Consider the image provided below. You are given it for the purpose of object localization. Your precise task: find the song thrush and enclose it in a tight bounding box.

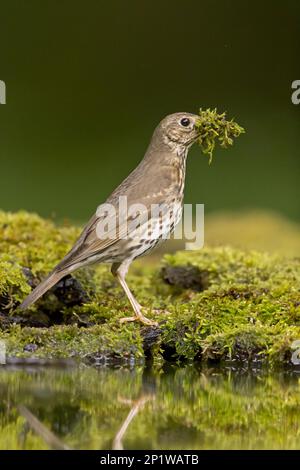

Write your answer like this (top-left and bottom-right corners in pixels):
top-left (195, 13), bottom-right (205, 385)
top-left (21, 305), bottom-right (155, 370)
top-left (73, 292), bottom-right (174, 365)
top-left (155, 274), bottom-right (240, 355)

top-left (20, 112), bottom-right (200, 325)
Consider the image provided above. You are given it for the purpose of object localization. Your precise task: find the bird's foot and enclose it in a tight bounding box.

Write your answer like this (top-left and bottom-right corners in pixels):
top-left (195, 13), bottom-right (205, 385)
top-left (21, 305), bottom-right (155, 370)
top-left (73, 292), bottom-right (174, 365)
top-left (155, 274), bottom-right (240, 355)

top-left (119, 313), bottom-right (158, 327)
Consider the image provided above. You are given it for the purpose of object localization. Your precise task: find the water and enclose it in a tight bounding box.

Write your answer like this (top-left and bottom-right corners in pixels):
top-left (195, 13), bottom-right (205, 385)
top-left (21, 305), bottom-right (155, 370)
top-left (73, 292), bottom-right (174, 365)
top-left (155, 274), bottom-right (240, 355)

top-left (0, 364), bottom-right (300, 450)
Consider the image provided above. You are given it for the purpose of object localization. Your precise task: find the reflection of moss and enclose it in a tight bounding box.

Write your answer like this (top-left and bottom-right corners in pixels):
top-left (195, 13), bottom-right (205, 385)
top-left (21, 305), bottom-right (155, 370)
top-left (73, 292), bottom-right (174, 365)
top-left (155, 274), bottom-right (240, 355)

top-left (0, 211), bottom-right (300, 364)
top-left (1, 367), bottom-right (300, 450)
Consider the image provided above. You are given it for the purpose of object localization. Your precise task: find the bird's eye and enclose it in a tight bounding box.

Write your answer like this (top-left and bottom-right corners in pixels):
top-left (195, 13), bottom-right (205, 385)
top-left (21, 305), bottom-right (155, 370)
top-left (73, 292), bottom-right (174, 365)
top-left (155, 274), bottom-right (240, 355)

top-left (180, 118), bottom-right (190, 127)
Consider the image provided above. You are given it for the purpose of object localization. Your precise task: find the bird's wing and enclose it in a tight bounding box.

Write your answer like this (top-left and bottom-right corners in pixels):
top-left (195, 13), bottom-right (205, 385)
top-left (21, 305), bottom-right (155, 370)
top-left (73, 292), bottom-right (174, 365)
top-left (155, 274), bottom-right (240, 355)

top-left (55, 167), bottom-right (176, 272)
top-left (55, 202), bottom-right (152, 272)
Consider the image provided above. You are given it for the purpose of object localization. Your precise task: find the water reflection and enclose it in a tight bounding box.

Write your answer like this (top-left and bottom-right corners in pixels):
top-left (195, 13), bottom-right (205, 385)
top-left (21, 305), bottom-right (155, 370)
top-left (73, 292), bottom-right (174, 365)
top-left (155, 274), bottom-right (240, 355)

top-left (0, 365), bottom-right (300, 450)
top-left (112, 394), bottom-right (154, 450)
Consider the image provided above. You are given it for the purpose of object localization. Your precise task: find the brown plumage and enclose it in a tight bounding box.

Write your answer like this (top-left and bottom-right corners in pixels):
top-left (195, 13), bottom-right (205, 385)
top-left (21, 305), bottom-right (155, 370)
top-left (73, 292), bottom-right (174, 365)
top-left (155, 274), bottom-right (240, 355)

top-left (19, 112), bottom-right (200, 325)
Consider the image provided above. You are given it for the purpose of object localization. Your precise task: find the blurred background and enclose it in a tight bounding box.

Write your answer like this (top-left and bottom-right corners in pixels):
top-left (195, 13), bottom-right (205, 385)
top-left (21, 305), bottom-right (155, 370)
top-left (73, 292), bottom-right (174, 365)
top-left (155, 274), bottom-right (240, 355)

top-left (0, 0), bottom-right (299, 253)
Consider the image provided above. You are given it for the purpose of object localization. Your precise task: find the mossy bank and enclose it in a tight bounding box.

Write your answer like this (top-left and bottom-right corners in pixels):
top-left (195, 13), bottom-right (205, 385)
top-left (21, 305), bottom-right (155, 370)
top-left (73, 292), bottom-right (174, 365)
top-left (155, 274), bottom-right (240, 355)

top-left (0, 211), bottom-right (299, 366)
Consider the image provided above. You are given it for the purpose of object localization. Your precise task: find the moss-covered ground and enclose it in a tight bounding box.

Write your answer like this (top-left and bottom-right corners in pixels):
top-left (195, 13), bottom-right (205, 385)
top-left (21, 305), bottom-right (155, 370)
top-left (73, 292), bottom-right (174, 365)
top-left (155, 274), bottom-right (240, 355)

top-left (0, 210), bottom-right (299, 365)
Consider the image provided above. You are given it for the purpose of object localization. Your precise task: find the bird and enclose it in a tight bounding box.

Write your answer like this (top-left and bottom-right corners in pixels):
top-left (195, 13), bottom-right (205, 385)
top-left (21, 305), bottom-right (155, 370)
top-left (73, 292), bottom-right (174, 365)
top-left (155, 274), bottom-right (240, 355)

top-left (19, 112), bottom-right (200, 325)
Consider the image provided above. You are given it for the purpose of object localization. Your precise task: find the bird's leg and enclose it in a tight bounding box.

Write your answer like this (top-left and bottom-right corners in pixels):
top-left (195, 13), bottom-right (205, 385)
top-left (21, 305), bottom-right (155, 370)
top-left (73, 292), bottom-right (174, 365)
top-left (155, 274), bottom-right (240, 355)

top-left (111, 261), bottom-right (158, 326)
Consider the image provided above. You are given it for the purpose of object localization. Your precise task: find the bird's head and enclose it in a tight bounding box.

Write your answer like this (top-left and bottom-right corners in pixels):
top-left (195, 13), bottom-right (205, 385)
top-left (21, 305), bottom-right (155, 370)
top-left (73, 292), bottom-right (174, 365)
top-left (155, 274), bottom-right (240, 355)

top-left (158, 112), bottom-right (200, 148)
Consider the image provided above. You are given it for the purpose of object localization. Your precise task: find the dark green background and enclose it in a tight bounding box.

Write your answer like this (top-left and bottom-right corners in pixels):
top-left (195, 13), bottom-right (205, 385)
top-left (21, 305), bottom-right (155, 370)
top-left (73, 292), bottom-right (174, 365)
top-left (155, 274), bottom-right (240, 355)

top-left (0, 0), bottom-right (299, 222)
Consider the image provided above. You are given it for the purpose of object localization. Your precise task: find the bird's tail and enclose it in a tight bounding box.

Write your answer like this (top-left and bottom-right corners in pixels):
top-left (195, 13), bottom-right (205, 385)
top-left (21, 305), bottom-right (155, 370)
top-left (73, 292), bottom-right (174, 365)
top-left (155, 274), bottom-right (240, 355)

top-left (19, 270), bottom-right (66, 310)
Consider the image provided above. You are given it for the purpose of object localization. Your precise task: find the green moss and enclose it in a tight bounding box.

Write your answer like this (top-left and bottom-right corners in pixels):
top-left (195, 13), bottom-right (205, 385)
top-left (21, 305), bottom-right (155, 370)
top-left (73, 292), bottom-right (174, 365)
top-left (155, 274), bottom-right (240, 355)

top-left (0, 210), bottom-right (80, 275)
top-left (0, 211), bottom-right (299, 365)
top-left (0, 257), bottom-right (31, 305)
top-left (161, 248), bottom-right (300, 363)
top-left (1, 323), bottom-right (144, 362)
top-left (196, 108), bottom-right (245, 163)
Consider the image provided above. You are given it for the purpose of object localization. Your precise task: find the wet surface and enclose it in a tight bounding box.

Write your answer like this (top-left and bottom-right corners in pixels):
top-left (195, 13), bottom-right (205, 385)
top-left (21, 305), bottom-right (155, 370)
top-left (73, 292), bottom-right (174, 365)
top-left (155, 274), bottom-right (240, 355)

top-left (0, 363), bottom-right (300, 450)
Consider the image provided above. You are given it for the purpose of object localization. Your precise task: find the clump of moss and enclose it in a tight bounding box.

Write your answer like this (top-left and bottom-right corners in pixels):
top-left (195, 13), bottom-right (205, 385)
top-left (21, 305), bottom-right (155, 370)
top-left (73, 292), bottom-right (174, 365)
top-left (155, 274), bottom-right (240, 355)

top-left (196, 108), bottom-right (245, 163)
top-left (1, 323), bottom-right (144, 363)
top-left (0, 257), bottom-right (31, 308)
top-left (0, 211), bottom-right (299, 366)
top-left (160, 247), bottom-right (300, 364)
top-left (0, 210), bottom-right (80, 276)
